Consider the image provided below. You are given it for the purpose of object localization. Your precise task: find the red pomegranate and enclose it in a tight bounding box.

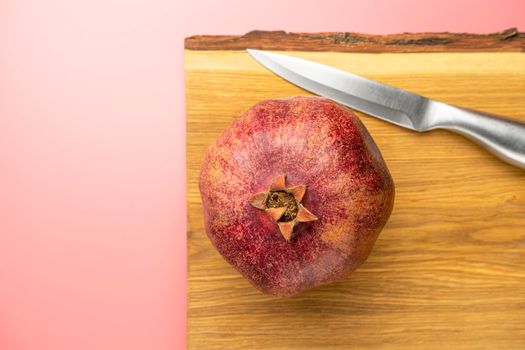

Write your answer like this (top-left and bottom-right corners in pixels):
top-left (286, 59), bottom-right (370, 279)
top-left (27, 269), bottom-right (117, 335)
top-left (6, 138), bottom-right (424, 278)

top-left (199, 96), bottom-right (394, 297)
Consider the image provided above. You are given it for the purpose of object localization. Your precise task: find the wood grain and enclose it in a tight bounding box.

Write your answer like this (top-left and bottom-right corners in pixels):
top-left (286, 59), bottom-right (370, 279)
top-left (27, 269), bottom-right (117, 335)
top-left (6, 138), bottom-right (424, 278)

top-left (185, 28), bottom-right (525, 52)
top-left (185, 49), bottom-right (525, 349)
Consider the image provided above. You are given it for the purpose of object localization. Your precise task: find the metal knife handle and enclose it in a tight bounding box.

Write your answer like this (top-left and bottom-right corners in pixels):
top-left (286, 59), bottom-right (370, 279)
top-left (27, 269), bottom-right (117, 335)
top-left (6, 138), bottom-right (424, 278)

top-left (430, 102), bottom-right (525, 169)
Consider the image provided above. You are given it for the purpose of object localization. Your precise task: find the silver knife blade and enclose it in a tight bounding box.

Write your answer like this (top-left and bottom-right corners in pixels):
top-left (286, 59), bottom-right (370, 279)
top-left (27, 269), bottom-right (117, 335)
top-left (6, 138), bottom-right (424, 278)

top-left (247, 49), bottom-right (433, 132)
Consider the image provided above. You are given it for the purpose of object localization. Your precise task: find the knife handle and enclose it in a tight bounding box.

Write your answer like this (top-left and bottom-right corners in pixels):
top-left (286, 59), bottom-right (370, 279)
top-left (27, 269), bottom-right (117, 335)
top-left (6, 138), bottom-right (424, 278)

top-left (430, 102), bottom-right (525, 169)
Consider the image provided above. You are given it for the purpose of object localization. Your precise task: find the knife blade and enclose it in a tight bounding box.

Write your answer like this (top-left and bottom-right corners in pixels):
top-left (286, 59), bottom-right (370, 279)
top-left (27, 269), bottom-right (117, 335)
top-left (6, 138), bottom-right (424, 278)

top-left (247, 49), bottom-right (525, 169)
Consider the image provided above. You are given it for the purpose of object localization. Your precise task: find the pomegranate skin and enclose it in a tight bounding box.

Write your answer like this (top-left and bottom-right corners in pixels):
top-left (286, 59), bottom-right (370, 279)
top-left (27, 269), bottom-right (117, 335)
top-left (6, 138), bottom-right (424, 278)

top-left (199, 96), bottom-right (394, 297)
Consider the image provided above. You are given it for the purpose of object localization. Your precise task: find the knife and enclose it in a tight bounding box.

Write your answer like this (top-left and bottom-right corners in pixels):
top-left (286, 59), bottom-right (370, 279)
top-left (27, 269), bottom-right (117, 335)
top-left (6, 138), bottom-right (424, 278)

top-left (247, 49), bottom-right (525, 169)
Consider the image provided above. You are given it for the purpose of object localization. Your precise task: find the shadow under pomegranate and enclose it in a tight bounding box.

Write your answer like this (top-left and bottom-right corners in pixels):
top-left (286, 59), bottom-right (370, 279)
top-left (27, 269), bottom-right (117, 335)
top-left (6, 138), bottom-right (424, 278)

top-left (199, 96), bottom-right (395, 297)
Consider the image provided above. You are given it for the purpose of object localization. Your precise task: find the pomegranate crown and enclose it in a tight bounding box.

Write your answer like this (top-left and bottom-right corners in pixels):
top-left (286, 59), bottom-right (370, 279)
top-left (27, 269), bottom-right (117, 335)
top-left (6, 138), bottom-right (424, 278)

top-left (248, 175), bottom-right (318, 242)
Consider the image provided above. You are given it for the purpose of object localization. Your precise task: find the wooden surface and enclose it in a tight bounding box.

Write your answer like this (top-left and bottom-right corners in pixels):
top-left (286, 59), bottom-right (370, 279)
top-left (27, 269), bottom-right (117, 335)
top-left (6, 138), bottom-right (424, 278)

top-left (185, 43), bottom-right (525, 349)
top-left (185, 28), bottom-right (525, 52)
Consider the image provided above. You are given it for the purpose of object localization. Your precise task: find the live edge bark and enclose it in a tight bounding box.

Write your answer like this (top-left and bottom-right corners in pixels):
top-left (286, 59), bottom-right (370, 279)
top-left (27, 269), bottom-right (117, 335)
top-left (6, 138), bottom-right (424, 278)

top-left (185, 28), bottom-right (524, 52)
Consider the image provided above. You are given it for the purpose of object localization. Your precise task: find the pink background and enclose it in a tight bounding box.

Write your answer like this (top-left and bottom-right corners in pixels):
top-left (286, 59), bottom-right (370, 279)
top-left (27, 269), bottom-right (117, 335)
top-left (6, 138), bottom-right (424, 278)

top-left (1, 1), bottom-right (524, 349)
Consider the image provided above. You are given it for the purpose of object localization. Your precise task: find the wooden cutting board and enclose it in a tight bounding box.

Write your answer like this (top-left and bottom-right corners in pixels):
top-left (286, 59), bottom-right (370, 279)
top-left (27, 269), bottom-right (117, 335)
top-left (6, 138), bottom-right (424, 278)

top-left (185, 30), bottom-right (525, 350)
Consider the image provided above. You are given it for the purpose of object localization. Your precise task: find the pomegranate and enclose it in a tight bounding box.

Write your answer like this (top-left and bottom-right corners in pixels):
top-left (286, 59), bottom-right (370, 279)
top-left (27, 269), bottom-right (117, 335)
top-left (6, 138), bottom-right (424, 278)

top-left (199, 96), bottom-right (394, 297)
